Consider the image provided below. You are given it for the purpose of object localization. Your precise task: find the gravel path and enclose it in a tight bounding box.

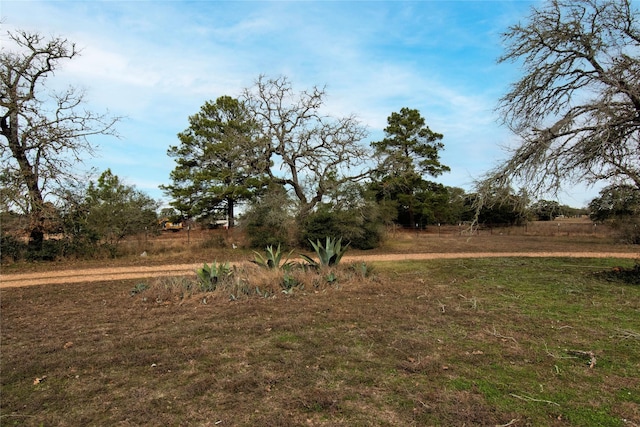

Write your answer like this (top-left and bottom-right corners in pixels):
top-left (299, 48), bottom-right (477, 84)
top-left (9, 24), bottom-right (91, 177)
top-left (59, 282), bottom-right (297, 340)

top-left (2, 252), bottom-right (637, 288)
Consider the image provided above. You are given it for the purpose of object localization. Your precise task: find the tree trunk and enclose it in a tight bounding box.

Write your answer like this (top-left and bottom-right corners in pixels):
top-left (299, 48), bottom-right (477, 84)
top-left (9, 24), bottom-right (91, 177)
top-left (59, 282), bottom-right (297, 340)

top-left (3, 107), bottom-right (46, 251)
top-left (227, 197), bottom-right (235, 228)
top-left (408, 203), bottom-right (416, 229)
top-left (28, 227), bottom-right (44, 252)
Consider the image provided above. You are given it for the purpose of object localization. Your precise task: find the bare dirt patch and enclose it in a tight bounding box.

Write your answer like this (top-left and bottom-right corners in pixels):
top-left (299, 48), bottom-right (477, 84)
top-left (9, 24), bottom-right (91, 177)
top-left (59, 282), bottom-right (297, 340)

top-left (2, 251), bottom-right (638, 288)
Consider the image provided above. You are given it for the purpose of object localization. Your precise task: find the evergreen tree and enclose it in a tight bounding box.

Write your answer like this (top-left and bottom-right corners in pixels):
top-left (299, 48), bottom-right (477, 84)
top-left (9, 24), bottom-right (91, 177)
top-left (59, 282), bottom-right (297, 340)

top-left (162, 96), bottom-right (267, 227)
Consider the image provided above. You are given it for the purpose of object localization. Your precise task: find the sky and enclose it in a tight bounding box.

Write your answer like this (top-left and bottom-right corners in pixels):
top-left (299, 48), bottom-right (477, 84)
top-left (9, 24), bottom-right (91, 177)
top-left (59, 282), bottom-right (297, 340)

top-left (1, 0), bottom-right (602, 208)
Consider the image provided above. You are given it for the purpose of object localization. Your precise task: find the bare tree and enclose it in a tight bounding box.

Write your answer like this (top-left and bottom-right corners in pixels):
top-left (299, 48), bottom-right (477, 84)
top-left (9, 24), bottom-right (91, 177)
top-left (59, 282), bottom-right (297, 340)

top-left (242, 75), bottom-right (370, 218)
top-left (0, 30), bottom-right (119, 249)
top-left (488, 0), bottom-right (640, 195)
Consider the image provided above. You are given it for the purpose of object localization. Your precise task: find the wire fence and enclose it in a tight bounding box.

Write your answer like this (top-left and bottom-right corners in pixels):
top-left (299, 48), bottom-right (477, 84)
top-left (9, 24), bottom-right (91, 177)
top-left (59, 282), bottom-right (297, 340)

top-left (415, 220), bottom-right (614, 237)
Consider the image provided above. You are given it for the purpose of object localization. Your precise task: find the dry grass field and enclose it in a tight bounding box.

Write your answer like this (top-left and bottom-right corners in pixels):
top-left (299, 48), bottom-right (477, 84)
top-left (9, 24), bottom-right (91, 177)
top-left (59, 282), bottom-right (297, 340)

top-left (58, 218), bottom-right (638, 265)
top-left (1, 226), bottom-right (639, 426)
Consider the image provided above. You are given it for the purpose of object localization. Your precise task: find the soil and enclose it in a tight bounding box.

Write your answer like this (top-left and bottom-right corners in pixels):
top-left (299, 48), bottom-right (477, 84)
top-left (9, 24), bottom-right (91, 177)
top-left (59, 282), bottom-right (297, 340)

top-left (2, 251), bottom-right (638, 288)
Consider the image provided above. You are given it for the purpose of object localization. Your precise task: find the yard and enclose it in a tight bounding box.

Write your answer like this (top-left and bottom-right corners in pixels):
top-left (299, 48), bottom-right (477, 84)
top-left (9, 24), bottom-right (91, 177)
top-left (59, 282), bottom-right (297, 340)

top-left (1, 232), bottom-right (639, 426)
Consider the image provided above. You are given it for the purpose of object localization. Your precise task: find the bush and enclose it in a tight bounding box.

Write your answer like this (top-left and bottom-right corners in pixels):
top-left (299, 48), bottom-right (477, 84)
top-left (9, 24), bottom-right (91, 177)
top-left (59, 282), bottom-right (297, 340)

top-left (611, 217), bottom-right (640, 245)
top-left (64, 238), bottom-right (101, 259)
top-left (594, 263), bottom-right (640, 285)
top-left (241, 185), bottom-right (297, 249)
top-left (300, 206), bottom-right (384, 250)
top-left (26, 239), bottom-right (67, 261)
top-left (245, 219), bottom-right (294, 248)
top-left (0, 233), bottom-right (107, 262)
top-left (0, 233), bottom-right (27, 262)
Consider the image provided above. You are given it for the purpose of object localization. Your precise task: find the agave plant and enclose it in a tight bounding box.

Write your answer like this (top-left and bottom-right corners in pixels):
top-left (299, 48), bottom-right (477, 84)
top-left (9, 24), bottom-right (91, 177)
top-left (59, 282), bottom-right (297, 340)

top-left (252, 244), bottom-right (295, 270)
top-left (300, 237), bottom-right (349, 267)
top-left (196, 261), bottom-right (231, 291)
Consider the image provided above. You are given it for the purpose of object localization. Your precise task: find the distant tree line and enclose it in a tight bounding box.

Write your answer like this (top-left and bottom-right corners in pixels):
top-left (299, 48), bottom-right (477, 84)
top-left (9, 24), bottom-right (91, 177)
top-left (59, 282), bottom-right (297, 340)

top-left (1, 169), bottom-right (158, 261)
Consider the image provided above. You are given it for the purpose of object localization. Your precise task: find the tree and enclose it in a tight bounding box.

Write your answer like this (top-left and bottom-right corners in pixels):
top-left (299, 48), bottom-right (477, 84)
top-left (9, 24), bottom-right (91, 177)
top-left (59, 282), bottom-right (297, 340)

top-left (588, 183), bottom-right (640, 222)
top-left (301, 182), bottom-right (385, 250)
top-left (442, 186), bottom-right (468, 224)
top-left (530, 199), bottom-right (563, 221)
top-left (413, 184), bottom-right (465, 226)
top-left (84, 169), bottom-right (158, 256)
top-left (242, 75), bottom-right (370, 218)
top-left (162, 96), bottom-right (266, 227)
top-left (465, 185), bottom-right (529, 226)
top-left (487, 0), bottom-right (640, 196)
top-left (0, 31), bottom-right (119, 249)
top-left (241, 183), bottom-right (297, 248)
top-left (371, 107), bottom-right (449, 227)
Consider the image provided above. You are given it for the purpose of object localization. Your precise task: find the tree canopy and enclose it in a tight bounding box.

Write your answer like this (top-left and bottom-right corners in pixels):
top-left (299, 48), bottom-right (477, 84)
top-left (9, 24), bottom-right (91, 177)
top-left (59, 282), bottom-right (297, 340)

top-left (466, 184), bottom-right (530, 226)
top-left (371, 107), bottom-right (449, 227)
top-left (372, 107), bottom-right (449, 179)
top-left (589, 183), bottom-right (640, 222)
top-left (529, 199), bottom-right (562, 221)
top-left (488, 0), bottom-right (640, 195)
top-left (242, 75), bottom-right (371, 218)
top-left (162, 96), bottom-right (266, 227)
top-left (84, 169), bottom-right (158, 255)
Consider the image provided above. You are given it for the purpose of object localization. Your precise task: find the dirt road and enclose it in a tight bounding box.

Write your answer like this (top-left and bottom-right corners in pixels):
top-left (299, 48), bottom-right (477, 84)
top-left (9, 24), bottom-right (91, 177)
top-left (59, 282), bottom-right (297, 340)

top-left (2, 251), bottom-right (638, 288)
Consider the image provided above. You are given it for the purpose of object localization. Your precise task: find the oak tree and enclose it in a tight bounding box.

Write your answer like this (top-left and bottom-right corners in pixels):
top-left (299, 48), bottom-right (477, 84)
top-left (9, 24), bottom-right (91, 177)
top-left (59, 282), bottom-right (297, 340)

top-left (0, 31), bottom-right (118, 249)
top-left (588, 183), bottom-right (640, 222)
top-left (489, 0), bottom-right (640, 195)
top-left (242, 75), bottom-right (370, 218)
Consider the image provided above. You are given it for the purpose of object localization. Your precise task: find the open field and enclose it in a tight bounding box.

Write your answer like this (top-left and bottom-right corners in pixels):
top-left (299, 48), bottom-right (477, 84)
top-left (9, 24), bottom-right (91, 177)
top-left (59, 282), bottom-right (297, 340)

top-left (1, 236), bottom-right (639, 426)
top-left (2, 219), bottom-right (636, 276)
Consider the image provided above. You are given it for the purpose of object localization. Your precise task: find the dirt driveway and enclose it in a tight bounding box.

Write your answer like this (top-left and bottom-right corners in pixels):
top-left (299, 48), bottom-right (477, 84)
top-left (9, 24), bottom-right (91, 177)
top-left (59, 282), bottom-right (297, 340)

top-left (2, 251), bottom-right (637, 288)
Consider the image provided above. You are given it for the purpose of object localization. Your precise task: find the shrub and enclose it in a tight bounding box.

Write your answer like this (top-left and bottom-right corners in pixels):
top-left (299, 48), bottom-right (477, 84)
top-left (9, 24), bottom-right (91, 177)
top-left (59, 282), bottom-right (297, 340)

top-left (26, 239), bottom-right (67, 261)
top-left (594, 263), bottom-right (640, 285)
top-left (300, 206), bottom-right (383, 250)
top-left (0, 233), bottom-right (27, 262)
top-left (241, 184), bottom-right (297, 248)
top-left (611, 217), bottom-right (640, 245)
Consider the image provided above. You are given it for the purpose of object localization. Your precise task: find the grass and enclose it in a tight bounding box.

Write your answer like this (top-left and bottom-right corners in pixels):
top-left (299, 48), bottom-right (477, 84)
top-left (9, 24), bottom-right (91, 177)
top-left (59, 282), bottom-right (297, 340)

top-left (2, 255), bottom-right (639, 426)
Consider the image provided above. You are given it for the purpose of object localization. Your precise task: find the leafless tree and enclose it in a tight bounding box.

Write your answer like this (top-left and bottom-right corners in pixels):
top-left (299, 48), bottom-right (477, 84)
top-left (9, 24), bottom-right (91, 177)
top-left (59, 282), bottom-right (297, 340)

top-left (488, 0), bottom-right (640, 196)
top-left (242, 75), bottom-right (371, 217)
top-left (0, 30), bottom-right (119, 249)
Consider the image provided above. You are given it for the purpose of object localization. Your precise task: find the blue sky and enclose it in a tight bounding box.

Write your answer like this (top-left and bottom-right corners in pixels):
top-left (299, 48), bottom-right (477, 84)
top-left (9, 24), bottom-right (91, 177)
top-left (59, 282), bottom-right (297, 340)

top-left (1, 1), bottom-right (601, 207)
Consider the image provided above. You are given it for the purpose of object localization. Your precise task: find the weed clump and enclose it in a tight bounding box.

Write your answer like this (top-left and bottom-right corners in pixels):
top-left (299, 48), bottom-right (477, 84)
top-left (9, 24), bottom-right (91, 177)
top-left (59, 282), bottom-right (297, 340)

top-left (594, 263), bottom-right (640, 285)
top-left (136, 260), bottom-right (375, 304)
